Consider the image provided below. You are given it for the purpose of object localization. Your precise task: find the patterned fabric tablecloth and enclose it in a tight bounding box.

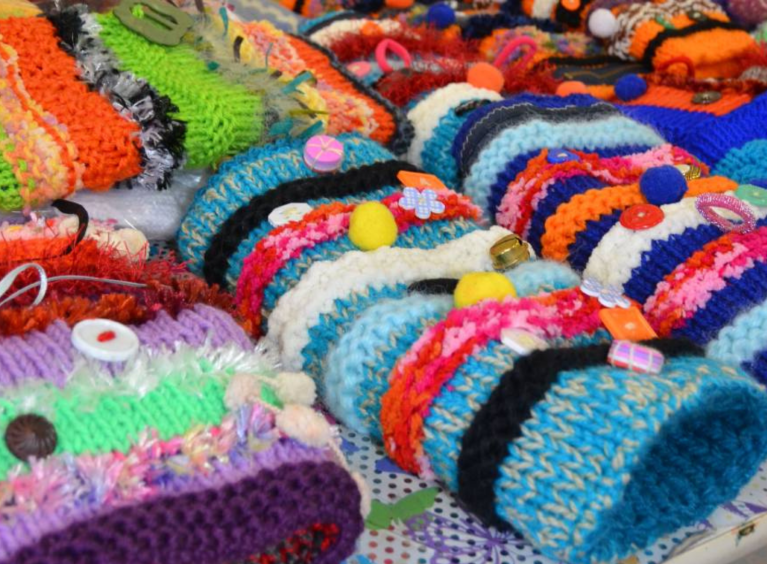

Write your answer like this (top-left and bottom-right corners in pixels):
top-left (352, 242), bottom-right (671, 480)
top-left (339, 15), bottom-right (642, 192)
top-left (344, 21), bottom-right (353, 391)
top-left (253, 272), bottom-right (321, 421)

top-left (338, 427), bottom-right (767, 564)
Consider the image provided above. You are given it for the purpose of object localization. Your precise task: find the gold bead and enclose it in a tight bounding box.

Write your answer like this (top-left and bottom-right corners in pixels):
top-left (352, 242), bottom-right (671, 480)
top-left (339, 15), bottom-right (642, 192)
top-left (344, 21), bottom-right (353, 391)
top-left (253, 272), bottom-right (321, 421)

top-left (490, 234), bottom-right (530, 271)
top-left (674, 163), bottom-right (702, 181)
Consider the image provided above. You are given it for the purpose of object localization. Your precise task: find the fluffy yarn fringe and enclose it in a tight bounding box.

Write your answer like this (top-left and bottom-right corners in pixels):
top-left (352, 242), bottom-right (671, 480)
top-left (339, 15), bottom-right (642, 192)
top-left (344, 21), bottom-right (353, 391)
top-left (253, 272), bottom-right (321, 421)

top-left (47, 6), bottom-right (187, 190)
top-left (191, 15), bottom-right (325, 141)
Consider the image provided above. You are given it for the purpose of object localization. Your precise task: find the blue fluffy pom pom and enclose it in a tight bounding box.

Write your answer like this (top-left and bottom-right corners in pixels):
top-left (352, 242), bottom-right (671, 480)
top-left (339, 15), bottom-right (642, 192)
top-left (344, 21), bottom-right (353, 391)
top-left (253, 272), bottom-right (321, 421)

top-left (426, 3), bottom-right (456, 28)
top-left (615, 74), bottom-right (648, 102)
top-left (639, 165), bottom-right (687, 206)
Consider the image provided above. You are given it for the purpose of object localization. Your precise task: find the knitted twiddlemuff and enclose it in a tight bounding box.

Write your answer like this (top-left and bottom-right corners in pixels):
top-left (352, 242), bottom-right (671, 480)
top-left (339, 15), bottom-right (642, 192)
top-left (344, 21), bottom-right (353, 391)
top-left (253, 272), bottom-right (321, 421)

top-left (0, 333), bottom-right (366, 564)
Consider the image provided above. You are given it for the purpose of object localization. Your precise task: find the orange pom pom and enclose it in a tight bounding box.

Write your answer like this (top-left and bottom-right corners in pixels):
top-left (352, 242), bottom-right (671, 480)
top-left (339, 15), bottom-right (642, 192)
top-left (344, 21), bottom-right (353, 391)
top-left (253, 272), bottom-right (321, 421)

top-left (556, 80), bottom-right (588, 96)
top-left (385, 0), bottom-right (414, 9)
top-left (466, 62), bottom-right (505, 93)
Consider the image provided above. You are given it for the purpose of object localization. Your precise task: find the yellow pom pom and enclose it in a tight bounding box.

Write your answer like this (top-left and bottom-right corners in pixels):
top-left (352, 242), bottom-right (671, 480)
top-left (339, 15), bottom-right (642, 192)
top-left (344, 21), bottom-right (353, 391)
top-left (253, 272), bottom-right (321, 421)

top-left (454, 272), bottom-right (517, 308)
top-left (349, 202), bottom-right (398, 251)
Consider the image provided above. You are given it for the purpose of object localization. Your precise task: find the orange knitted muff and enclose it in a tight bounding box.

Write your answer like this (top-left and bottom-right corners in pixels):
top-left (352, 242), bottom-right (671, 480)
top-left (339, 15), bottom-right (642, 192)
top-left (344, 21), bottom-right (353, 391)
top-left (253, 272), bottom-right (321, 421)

top-left (0, 17), bottom-right (142, 191)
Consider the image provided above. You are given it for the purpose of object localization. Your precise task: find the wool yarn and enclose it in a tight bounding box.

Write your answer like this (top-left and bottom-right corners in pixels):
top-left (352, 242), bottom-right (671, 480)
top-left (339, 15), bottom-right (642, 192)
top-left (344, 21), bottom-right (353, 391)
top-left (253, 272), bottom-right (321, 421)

top-left (177, 135), bottom-right (443, 289)
top-left (323, 259), bottom-right (580, 438)
top-left (235, 19), bottom-right (413, 153)
top-left (0, 325), bottom-right (365, 564)
top-left (593, 0), bottom-right (758, 77)
top-left (263, 226), bottom-right (511, 375)
top-left (451, 93), bottom-right (663, 215)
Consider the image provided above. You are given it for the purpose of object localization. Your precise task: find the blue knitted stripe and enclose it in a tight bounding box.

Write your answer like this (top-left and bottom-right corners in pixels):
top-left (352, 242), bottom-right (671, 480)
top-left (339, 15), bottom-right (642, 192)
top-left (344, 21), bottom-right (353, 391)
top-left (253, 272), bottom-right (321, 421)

top-left (681, 91), bottom-right (767, 165)
top-left (618, 105), bottom-right (712, 149)
top-left (568, 210), bottom-right (622, 272)
top-left (677, 260), bottom-right (767, 345)
top-left (496, 356), bottom-right (767, 564)
top-left (302, 284), bottom-right (410, 382)
top-left (505, 260), bottom-right (581, 296)
top-left (745, 350), bottom-right (767, 386)
top-left (713, 139), bottom-right (767, 184)
top-left (177, 134), bottom-right (392, 275)
top-left (262, 218), bottom-right (478, 329)
top-left (487, 143), bottom-right (652, 218)
top-left (707, 299), bottom-right (767, 374)
top-left (526, 175), bottom-right (606, 256)
top-left (624, 216), bottom-right (767, 304)
top-left (424, 330), bottom-right (608, 492)
top-left (421, 109), bottom-right (466, 189)
top-left (325, 295), bottom-right (452, 439)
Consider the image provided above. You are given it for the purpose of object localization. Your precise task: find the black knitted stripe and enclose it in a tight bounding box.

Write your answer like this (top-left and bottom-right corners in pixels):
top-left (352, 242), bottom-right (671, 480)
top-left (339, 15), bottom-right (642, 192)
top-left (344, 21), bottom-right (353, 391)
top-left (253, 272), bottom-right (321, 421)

top-left (408, 278), bottom-right (459, 295)
top-left (459, 102), bottom-right (618, 177)
top-left (456, 339), bottom-right (702, 529)
top-left (643, 19), bottom-right (744, 66)
top-left (203, 160), bottom-right (419, 286)
top-left (292, 0), bottom-right (306, 14)
top-left (302, 12), bottom-right (364, 35)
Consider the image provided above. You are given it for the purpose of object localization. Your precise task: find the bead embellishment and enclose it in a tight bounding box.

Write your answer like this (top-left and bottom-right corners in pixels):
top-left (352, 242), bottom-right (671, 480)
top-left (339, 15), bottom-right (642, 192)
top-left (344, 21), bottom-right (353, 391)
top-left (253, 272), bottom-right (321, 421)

top-left (398, 188), bottom-right (446, 220)
top-left (696, 193), bottom-right (756, 233)
top-left (607, 340), bottom-right (664, 374)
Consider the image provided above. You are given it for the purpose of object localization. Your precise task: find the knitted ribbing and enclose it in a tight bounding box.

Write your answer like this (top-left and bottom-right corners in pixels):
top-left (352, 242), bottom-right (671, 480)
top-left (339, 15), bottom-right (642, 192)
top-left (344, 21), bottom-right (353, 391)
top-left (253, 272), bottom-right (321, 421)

top-left (325, 294), bottom-right (452, 438)
top-left (381, 287), bottom-right (605, 475)
top-left (204, 160), bottom-right (419, 287)
top-left (265, 227), bottom-right (510, 371)
top-left (177, 134), bottom-right (392, 278)
top-left (713, 139), bottom-right (767, 183)
top-left (462, 116), bottom-right (662, 214)
top-left (94, 13), bottom-right (262, 168)
top-left (708, 299), bottom-right (767, 380)
top-left (0, 16), bottom-right (142, 191)
top-left (457, 340), bottom-right (703, 529)
top-left (48, 7), bottom-right (186, 190)
top-left (539, 176), bottom-right (733, 261)
top-left (494, 355), bottom-right (767, 564)
top-left (2, 459), bottom-right (360, 564)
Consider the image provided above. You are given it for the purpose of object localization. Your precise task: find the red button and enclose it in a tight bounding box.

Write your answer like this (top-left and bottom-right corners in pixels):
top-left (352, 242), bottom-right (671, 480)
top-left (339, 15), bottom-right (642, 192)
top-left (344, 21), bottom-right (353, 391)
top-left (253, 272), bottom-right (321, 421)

top-left (620, 204), bottom-right (664, 230)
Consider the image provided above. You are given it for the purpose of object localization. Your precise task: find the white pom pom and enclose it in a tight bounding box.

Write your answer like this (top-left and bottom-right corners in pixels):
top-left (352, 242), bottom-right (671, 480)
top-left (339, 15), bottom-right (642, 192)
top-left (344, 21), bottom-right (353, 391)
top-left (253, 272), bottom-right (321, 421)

top-left (589, 8), bottom-right (618, 38)
top-left (224, 373), bottom-right (262, 410)
top-left (276, 404), bottom-right (332, 447)
top-left (351, 471), bottom-right (372, 517)
top-left (273, 372), bottom-right (317, 406)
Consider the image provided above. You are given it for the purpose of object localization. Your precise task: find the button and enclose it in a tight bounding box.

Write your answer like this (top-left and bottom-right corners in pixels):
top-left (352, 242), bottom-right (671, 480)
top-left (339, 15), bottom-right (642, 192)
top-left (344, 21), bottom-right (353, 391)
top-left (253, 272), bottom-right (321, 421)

top-left (599, 307), bottom-right (658, 341)
top-left (580, 277), bottom-right (602, 297)
top-left (501, 328), bottom-right (548, 355)
top-left (620, 204), bottom-right (664, 230)
top-left (674, 163), bottom-right (702, 181)
top-left (5, 414), bottom-right (57, 461)
top-left (490, 234), bottom-right (531, 271)
top-left (547, 148), bottom-right (579, 164)
top-left (466, 62), bottom-right (505, 93)
top-left (608, 340), bottom-right (664, 374)
top-left (347, 61), bottom-right (371, 79)
top-left (561, 0), bottom-right (580, 10)
top-left (113, 0), bottom-right (194, 46)
top-left (397, 170), bottom-right (447, 190)
top-left (598, 286), bottom-right (631, 309)
top-left (735, 184), bottom-right (767, 207)
top-left (71, 319), bottom-right (140, 362)
top-left (303, 135), bottom-right (344, 173)
top-left (692, 91), bottom-right (722, 105)
top-left (268, 202), bottom-right (313, 227)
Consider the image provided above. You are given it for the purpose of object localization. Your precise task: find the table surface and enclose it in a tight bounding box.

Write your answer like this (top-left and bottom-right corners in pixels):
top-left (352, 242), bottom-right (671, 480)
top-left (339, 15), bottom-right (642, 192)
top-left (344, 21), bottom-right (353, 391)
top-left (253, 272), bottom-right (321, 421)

top-left (338, 426), bottom-right (767, 564)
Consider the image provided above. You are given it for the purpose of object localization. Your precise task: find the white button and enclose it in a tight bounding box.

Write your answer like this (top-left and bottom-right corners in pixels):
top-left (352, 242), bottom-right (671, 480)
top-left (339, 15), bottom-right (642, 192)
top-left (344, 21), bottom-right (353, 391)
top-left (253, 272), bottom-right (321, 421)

top-left (501, 328), bottom-right (548, 355)
top-left (268, 203), bottom-right (313, 227)
top-left (71, 319), bottom-right (140, 362)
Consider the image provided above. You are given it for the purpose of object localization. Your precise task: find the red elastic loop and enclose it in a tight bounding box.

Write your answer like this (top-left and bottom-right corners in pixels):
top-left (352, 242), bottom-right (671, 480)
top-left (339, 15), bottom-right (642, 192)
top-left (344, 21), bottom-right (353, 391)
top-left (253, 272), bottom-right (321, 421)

top-left (656, 56), bottom-right (696, 78)
top-left (492, 36), bottom-right (538, 71)
top-left (375, 38), bottom-right (412, 74)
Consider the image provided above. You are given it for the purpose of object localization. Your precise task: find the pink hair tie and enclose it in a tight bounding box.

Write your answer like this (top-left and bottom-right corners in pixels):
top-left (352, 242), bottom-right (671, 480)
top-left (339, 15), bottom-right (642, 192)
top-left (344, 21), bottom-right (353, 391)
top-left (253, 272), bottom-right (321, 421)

top-left (696, 193), bottom-right (756, 234)
top-left (375, 39), bottom-right (412, 73)
top-left (492, 36), bottom-right (538, 71)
